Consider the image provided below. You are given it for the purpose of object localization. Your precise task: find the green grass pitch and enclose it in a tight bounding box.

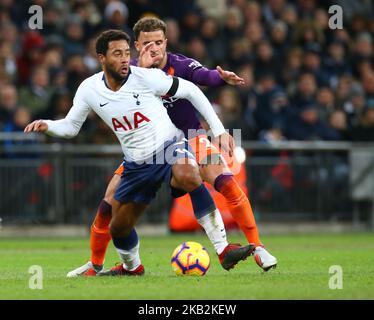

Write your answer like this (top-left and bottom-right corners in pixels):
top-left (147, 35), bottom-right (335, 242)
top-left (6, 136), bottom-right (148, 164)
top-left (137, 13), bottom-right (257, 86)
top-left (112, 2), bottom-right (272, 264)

top-left (0, 233), bottom-right (373, 299)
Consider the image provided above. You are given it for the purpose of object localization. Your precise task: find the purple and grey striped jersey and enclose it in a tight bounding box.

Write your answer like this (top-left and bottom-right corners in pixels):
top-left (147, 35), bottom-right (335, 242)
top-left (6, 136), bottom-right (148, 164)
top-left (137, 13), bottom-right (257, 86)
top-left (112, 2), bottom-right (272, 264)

top-left (131, 52), bottom-right (225, 136)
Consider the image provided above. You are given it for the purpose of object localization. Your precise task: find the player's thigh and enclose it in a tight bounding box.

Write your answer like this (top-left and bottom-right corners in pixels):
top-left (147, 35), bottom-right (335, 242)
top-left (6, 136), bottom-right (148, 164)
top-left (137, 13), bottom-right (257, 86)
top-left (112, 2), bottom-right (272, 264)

top-left (104, 173), bottom-right (122, 204)
top-left (170, 158), bottom-right (202, 191)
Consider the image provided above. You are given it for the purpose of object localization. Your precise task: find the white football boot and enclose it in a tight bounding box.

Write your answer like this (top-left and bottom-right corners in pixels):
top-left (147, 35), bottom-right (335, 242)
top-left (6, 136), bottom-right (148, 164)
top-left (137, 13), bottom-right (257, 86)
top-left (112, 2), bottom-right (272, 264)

top-left (66, 261), bottom-right (103, 277)
top-left (253, 246), bottom-right (277, 271)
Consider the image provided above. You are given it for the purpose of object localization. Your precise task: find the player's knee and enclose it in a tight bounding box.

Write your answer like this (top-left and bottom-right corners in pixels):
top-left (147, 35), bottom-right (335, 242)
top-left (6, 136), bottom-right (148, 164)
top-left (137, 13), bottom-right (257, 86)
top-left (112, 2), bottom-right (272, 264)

top-left (109, 221), bottom-right (132, 238)
top-left (98, 199), bottom-right (112, 217)
top-left (175, 165), bottom-right (202, 191)
top-left (200, 164), bottom-right (226, 185)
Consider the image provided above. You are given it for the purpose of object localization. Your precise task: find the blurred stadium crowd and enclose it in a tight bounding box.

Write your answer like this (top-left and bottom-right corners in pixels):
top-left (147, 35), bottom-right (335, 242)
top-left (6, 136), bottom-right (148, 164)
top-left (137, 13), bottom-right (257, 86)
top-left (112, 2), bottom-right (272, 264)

top-left (1, 0), bottom-right (374, 145)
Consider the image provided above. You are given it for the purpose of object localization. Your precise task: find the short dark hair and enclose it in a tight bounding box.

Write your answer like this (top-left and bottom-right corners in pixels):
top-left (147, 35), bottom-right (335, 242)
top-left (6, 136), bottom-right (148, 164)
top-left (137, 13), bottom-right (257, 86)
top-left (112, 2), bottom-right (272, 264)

top-left (95, 30), bottom-right (130, 55)
top-left (133, 17), bottom-right (166, 40)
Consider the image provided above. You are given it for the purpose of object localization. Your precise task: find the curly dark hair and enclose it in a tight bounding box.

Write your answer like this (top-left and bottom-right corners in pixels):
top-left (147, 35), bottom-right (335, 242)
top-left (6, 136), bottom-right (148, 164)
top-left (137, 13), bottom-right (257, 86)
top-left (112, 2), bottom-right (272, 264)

top-left (95, 29), bottom-right (130, 55)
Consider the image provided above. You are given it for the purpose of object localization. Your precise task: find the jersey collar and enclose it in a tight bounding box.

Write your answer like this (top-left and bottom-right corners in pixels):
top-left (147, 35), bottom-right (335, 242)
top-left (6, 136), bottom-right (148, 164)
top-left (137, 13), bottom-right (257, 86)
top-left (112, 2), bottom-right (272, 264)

top-left (102, 67), bottom-right (132, 91)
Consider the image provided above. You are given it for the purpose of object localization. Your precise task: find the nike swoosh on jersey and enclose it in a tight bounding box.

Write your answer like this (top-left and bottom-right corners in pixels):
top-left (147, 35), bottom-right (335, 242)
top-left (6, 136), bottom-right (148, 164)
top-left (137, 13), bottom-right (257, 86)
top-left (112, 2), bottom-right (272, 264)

top-left (100, 102), bottom-right (109, 107)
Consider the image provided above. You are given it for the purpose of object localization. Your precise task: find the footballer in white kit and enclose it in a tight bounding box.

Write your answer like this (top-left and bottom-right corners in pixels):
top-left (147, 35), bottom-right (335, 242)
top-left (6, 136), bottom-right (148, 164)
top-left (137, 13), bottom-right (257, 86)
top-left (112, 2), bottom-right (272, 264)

top-left (25, 30), bottom-right (255, 276)
top-left (41, 65), bottom-right (227, 203)
top-left (43, 65), bottom-right (225, 163)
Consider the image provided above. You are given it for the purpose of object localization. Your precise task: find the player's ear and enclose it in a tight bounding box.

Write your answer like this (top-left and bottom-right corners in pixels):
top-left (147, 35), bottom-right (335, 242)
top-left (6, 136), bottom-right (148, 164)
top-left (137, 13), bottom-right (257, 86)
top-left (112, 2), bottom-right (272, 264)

top-left (134, 41), bottom-right (141, 52)
top-left (97, 54), bottom-right (105, 64)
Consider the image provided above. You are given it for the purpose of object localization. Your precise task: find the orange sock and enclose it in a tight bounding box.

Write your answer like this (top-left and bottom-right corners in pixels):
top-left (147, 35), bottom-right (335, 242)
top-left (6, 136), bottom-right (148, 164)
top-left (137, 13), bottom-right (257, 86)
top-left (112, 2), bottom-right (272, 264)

top-left (90, 200), bottom-right (112, 266)
top-left (215, 175), bottom-right (262, 246)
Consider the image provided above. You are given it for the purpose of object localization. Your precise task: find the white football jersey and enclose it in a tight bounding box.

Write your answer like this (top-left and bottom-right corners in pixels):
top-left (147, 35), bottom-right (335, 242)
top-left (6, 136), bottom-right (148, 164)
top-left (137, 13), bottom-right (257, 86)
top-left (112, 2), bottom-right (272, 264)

top-left (47, 66), bottom-right (183, 161)
top-left (45, 66), bottom-right (226, 162)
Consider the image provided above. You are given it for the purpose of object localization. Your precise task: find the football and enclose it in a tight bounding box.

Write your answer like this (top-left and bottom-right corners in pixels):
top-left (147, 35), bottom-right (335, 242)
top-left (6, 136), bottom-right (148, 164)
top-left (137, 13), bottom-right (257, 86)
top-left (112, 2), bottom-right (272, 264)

top-left (171, 241), bottom-right (211, 276)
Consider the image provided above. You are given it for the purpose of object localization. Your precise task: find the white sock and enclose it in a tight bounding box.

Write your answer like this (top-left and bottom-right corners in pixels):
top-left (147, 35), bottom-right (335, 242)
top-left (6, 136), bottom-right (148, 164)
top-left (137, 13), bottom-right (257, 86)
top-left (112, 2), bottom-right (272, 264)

top-left (116, 242), bottom-right (141, 271)
top-left (197, 209), bottom-right (228, 255)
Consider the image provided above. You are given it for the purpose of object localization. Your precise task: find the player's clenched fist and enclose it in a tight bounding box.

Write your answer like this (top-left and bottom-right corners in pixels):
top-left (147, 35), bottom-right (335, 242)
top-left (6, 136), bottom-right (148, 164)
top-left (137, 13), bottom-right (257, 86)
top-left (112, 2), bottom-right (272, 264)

top-left (24, 120), bottom-right (48, 133)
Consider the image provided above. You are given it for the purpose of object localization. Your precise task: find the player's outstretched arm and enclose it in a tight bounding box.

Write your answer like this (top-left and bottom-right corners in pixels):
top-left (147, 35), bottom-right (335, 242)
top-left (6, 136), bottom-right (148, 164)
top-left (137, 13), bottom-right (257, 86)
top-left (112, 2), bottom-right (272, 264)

top-left (24, 80), bottom-right (91, 138)
top-left (24, 116), bottom-right (85, 139)
top-left (216, 66), bottom-right (245, 86)
top-left (172, 77), bottom-right (234, 156)
top-left (24, 120), bottom-right (49, 133)
top-left (24, 100), bottom-right (90, 139)
top-left (187, 62), bottom-right (244, 87)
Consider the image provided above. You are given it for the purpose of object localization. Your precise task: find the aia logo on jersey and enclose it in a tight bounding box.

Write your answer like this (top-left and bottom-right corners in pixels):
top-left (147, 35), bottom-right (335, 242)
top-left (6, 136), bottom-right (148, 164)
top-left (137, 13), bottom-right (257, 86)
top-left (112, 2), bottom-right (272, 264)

top-left (112, 112), bottom-right (150, 131)
top-left (162, 96), bottom-right (180, 109)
